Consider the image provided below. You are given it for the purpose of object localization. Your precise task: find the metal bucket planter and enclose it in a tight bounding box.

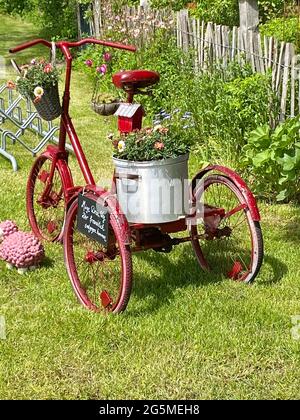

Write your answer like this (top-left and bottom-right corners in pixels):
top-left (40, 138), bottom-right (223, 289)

top-left (32, 83), bottom-right (61, 121)
top-left (113, 153), bottom-right (189, 224)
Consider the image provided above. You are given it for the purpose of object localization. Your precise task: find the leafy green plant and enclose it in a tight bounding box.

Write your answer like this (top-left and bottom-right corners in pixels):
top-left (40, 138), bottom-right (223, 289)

top-left (191, 0), bottom-right (239, 27)
top-left (184, 64), bottom-right (279, 163)
top-left (260, 17), bottom-right (300, 49)
top-left (257, 0), bottom-right (285, 22)
top-left (243, 117), bottom-right (300, 202)
top-left (150, 0), bottom-right (190, 11)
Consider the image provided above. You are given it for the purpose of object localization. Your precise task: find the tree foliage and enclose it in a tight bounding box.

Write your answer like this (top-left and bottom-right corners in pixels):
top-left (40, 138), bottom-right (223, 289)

top-left (0, 0), bottom-right (78, 39)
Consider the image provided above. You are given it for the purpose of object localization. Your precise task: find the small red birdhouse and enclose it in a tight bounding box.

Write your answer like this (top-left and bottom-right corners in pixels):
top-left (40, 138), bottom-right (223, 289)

top-left (115, 103), bottom-right (145, 134)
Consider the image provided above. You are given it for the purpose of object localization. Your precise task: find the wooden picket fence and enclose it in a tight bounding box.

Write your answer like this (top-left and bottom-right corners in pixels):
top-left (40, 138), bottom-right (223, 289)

top-left (90, 3), bottom-right (300, 122)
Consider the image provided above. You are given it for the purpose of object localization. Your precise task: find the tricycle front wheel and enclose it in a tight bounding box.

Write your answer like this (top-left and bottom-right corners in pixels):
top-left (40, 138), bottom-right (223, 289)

top-left (64, 192), bottom-right (133, 313)
top-left (26, 155), bottom-right (67, 242)
top-left (190, 174), bottom-right (263, 283)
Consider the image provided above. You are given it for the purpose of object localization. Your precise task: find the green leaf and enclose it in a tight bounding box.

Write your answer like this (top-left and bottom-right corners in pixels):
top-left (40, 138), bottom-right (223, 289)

top-left (252, 150), bottom-right (271, 167)
top-left (276, 190), bottom-right (288, 202)
top-left (248, 124), bottom-right (270, 147)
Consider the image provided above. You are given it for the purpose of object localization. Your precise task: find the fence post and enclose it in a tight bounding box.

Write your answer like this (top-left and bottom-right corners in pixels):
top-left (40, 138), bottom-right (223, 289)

top-left (93, 0), bottom-right (101, 37)
top-left (239, 0), bottom-right (259, 31)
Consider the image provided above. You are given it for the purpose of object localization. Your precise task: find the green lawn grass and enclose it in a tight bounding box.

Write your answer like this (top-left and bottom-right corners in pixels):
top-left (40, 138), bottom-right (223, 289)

top-left (0, 15), bottom-right (300, 400)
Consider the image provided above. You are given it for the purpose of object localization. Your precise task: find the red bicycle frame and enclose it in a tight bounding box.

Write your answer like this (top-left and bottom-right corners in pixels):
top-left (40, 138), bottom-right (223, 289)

top-left (10, 38), bottom-right (136, 190)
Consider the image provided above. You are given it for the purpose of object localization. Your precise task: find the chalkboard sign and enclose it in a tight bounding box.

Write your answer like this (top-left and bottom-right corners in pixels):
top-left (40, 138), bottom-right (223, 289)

top-left (77, 193), bottom-right (109, 246)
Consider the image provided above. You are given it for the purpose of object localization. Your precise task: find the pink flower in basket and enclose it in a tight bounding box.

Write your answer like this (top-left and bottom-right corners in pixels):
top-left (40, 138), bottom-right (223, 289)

top-left (44, 63), bottom-right (53, 74)
top-left (85, 59), bottom-right (93, 67)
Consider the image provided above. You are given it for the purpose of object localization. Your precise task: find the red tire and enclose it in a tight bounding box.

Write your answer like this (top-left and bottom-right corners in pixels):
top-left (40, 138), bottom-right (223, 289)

top-left (190, 174), bottom-right (263, 283)
top-left (26, 155), bottom-right (68, 242)
top-left (64, 192), bottom-right (133, 313)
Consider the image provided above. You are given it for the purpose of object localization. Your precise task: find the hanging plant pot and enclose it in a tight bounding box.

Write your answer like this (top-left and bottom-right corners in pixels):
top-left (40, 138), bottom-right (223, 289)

top-left (91, 100), bottom-right (121, 117)
top-left (32, 83), bottom-right (62, 121)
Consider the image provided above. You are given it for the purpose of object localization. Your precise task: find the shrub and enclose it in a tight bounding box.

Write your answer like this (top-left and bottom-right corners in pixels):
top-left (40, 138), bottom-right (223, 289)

top-left (150, 0), bottom-right (190, 11)
top-left (0, 0), bottom-right (78, 39)
top-left (257, 0), bottom-right (285, 22)
top-left (0, 0), bottom-right (33, 15)
top-left (149, 0), bottom-right (287, 25)
top-left (243, 117), bottom-right (300, 202)
top-left (260, 17), bottom-right (300, 48)
top-left (191, 0), bottom-right (239, 27)
top-left (183, 64), bottom-right (279, 162)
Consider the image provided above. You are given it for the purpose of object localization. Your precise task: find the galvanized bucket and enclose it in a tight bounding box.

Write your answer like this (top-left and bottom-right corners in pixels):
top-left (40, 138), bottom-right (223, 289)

top-left (113, 153), bottom-right (189, 224)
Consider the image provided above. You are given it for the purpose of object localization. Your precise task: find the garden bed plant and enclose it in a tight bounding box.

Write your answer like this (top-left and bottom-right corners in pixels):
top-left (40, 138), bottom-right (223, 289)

top-left (110, 110), bottom-right (194, 161)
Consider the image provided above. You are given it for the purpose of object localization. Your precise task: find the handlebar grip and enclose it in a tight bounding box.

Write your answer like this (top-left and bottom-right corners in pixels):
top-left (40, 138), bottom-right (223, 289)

top-left (9, 39), bottom-right (51, 54)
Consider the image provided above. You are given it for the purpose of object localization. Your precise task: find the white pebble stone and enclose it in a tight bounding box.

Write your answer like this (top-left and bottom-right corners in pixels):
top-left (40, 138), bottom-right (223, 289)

top-left (17, 268), bottom-right (28, 275)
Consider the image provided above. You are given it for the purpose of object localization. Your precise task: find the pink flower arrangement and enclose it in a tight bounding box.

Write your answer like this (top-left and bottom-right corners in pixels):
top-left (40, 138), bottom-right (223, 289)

top-left (97, 64), bottom-right (107, 75)
top-left (103, 52), bottom-right (112, 63)
top-left (85, 59), bottom-right (93, 67)
top-left (154, 141), bottom-right (165, 151)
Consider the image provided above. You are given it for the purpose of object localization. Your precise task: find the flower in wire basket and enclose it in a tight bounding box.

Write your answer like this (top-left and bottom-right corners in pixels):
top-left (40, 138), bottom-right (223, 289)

top-left (15, 58), bottom-right (60, 100)
top-left (13, 57), bottom-right (62, 121)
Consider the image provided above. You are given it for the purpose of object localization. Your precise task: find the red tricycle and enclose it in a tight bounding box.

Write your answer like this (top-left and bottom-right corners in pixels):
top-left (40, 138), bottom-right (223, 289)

top-left (10, 38), bottom-right (263, 313)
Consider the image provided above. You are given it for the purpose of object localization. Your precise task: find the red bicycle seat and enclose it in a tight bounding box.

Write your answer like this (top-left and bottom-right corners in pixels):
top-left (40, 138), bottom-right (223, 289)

top-left (112, 70), bottom-right (160, 91)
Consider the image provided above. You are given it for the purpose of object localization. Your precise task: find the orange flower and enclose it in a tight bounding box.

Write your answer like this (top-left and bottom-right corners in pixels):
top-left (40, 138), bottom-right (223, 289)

top-left (44, 64), bottom-right (53, 74)
top-left (154, 142), bottom-right (165, 151)
top-left (33, 96), bottom-right (42, 104)
top-left (6, 80), bottom-right (16, 89)
top-left (159, 127), bottom-right (169, 134)
top-left (145, 127), bottom-right (153, 135)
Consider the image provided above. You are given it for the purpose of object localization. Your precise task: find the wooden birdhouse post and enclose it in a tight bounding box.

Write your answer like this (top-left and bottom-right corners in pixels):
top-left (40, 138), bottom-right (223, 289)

top-left (115, 104), bottom-right (145, 133)
top-left (239, 0), bottom-right (259, 32)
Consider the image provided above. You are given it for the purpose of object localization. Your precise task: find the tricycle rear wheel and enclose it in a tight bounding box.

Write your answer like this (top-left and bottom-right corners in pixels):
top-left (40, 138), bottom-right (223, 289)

top-left (190, 174), bottom-right (263, 283)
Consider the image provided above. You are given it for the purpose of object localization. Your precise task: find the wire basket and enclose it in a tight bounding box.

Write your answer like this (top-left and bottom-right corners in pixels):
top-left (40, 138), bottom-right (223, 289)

top-left (32, 83), bottom-right (61, 121)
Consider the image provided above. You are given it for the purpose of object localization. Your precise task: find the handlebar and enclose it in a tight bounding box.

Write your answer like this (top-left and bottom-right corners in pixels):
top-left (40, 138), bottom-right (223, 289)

top-left (9, 38), bottom-right (136, 55)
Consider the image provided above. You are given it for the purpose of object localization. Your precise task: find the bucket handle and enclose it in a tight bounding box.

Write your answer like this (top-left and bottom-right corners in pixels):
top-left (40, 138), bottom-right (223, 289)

top-left (115, 172), bottom-right (140, 194)
top-left (115, 173), bottom-right (140, 181)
